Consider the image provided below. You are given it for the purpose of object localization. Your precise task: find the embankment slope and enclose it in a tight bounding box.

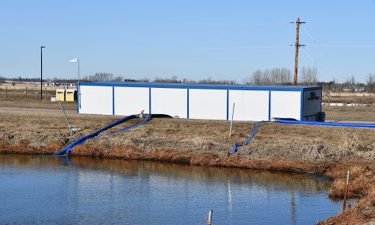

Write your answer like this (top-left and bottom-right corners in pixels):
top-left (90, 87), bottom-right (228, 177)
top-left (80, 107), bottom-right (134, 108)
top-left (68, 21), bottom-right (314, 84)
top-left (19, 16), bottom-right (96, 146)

top-left (0, 106), bottom-right (374, 224)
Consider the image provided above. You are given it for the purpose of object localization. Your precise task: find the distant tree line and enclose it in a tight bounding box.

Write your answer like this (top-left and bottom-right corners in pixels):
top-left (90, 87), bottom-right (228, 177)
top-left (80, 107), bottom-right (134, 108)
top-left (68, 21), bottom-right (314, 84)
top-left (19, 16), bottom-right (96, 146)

top-left (83, 73), bottom-right (238, 85)
top-left (3, 76), bottom-right (78, 83)
top-left (366, 74), bottom-right (375, 92)
top-left (321, 74), bottom-right (375, 93)
top-left (245, 67), bottom-right (319, 86)
top-left (2, 71), bottom-right (375, 93)
top-left (246, 68), bottom-right (292, 85)
top-left (82, 72), bottom-right (123, 82)
top-left (153, 76), bottom-right (237, 85)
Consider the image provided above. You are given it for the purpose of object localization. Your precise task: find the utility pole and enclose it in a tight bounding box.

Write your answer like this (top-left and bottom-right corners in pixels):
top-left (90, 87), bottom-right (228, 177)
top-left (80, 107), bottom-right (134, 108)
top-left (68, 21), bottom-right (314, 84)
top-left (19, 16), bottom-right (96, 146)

top-left (291, 17), bottom-right (305, 85)
top-left (40, 46), bottom-right (45, 100)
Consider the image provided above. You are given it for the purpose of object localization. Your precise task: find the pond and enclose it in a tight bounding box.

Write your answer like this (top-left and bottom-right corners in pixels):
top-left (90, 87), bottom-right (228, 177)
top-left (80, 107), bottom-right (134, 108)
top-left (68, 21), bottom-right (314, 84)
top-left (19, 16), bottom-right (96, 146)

top-left (0, 155), bottom-right (340, 225)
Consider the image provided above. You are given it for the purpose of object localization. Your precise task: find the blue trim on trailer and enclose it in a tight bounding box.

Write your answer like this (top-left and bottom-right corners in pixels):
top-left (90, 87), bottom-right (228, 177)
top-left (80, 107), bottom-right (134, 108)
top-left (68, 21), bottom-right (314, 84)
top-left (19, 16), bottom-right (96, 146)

top-left (187, 88), bottom-right (190, 119)
top-left (112, 86), bottom-right (115, 115)
top-left (226, 89), bottom-right (229, 121)
top-left (300, 89), bottom-right (304, 120)
top-left (320, 87), bottom-right (323, 113)
top-left (148, 88), bottom-right (151, 114)
top-left (76, 82), bottom-right (80, 114)
top-left (79, 81), bottom-right (321, 92)
top-left (268, 91), bottom-right (271, 121)
top-left (303, 86), bottom-right (322, 91)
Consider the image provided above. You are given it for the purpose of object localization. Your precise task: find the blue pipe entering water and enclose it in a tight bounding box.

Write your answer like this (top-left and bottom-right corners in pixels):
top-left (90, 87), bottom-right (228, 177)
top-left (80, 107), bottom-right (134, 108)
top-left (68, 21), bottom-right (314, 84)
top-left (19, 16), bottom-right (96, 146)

top-left (231, 121), bottom-right (262, 155)
top-left (53, 114), bottom-right (169, 156)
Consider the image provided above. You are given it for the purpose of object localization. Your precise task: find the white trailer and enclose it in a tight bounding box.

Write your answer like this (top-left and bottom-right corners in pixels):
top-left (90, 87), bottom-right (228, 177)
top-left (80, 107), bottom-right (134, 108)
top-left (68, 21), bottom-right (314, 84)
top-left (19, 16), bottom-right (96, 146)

top-left (77, 82), bottom-right (322, 121)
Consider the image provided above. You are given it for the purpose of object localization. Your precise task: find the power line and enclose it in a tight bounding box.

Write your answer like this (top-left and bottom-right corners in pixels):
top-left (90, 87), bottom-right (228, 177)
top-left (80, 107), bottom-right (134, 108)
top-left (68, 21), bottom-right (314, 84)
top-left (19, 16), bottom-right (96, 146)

top-left (239, 22), bottom-right (291, 26)
top-left (207, 45), bottom-right (290, 50)
top-left (217, 21), bottom-right (291, 27)
top-left (309, 44), bottom-right (375, 48)
top-left (301, 48), bottom-right (318, 67)
top-left (301, 26), bottom-right (316, 43)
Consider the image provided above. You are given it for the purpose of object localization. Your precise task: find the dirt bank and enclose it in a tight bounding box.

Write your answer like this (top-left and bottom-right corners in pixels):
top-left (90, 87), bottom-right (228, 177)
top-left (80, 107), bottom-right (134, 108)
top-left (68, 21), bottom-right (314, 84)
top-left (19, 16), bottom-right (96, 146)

top-left (0, 106), bottom-right (374, 224)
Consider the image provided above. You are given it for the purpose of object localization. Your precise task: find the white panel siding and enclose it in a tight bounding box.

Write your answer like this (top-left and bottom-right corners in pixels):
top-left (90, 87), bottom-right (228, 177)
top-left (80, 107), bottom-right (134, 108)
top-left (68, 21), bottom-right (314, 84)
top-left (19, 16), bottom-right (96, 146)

top-left (114, 87), bottom-right (149, 115)
top-left (79, 86), bottom-right (112, 115)
top-left (271, 91), bottom-right (301, 120)
top-left (189, 89), bottom-right (227, 120)
top-left (229, 90), bottom-right (269, 121)
top-left (303, 89), bottom-right (322, 121)
top-left (79, 83), bottom-right (318, 121)
top-left (151, 88), bottom-right (187, 118)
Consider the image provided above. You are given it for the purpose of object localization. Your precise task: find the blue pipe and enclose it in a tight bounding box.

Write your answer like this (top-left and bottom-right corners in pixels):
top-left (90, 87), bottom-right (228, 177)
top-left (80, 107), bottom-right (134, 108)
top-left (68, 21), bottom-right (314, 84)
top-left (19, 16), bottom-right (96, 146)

top-left (274, 119), bottom-right (375, 128)
top-left (231, 121), bottom-right (261, 155)
top-left (54, 114), bottom-right (142, 155)
top-left (108, 114), bottom-right (152, 136)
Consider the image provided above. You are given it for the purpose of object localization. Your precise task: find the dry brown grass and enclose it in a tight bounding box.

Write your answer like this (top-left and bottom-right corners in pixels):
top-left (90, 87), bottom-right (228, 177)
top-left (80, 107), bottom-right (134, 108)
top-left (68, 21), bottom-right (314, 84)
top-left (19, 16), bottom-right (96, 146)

top-left (320, 162), bottom-right (375, 224)
top-left (324, 106), bottom-right (375, 122)
top-left (1, 106), bottom-right (375, 224)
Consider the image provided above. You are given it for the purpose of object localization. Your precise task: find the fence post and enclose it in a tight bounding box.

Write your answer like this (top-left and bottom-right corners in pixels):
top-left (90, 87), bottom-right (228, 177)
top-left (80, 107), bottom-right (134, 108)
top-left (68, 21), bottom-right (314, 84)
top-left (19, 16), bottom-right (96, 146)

top-left (342, 170), bottom-right (351, 213)
top-left (229, 102), bottom-right (235, 137)
top-left (5, 87), bottom-right (7, 101)
top-left (207, 209), bottom-right (213, 225)
top-left (25, 87), bottom-right (27, 100)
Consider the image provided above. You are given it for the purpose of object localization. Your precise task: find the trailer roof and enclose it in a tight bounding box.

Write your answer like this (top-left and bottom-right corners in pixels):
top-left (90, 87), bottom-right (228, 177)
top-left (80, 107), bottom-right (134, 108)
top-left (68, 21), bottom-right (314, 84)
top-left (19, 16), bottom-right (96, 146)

top-left (79, 82), bottom-right (321, 91)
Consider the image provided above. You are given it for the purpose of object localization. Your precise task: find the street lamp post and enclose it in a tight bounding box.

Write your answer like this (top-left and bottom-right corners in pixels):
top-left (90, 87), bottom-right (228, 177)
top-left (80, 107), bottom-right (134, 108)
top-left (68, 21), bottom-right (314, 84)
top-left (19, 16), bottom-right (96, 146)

top-left (40, 46), bottom-right (45, 100)
top-left (69, 58), bottom-right (80, 82)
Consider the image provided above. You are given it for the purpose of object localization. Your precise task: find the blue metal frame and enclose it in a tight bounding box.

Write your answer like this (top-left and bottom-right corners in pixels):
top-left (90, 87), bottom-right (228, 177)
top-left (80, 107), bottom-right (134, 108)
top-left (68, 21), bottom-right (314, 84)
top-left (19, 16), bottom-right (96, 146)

top-left (112, 86), bottom-right (115, 115)
top-left (226, 89), bottom-right (229, 120)
top-left (187, 88), bottom-right (190, 119)
top-left (320, 87), bottom-right (323, 113)
top-left (148, 87), bottom-right (152, 114)
top-left (268, 91), bottom-right (271, 121)
top-left (300, 89), bottom-right (304, 120)
top-left (79, 81), bottom-right (320, 92)
top-left (76, 82), bottom-right (80, 113)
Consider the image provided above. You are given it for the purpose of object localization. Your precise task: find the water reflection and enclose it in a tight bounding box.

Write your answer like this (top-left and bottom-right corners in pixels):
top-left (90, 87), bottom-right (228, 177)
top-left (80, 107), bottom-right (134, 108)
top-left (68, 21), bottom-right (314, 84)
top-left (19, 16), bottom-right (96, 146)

top-left (0, 155), bottom-right (331, 193)
top-left (0, 154), bottom-right (339, 225)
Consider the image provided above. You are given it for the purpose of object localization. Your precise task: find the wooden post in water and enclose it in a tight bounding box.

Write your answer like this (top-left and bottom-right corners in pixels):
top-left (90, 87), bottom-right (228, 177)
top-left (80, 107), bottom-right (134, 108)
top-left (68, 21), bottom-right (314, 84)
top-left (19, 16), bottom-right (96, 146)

top-left (229, 102), bottom-right (235, 138)
top-left (342, 170), bottom-right (351, 213)
top-left (207, 209), bottom-right (213, 225)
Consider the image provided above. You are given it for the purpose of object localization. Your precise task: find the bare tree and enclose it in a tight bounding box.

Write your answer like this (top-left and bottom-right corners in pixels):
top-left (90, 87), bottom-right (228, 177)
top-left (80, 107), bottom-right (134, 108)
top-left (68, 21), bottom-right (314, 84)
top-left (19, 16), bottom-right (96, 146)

top-left (270, 68), bottom-right (291, 84)
top-left (85, 73), bottom-right (124, 82)
top-left (344, 76), bottom-right (356, 92)
top-left (366, 74), bottom-right (375, 93)
top-left (112, 76), bottom-right (124, 82)
top-left (249, 70), bottom-right (264, 85)
top-left (247, 68), bottom-right (291, 85)
top-left (154, 76), bottom-right (180, 83)
top-left (0, 76), bottom-right (5, 85)
top-left (300, 67), bottom-right (318, 85)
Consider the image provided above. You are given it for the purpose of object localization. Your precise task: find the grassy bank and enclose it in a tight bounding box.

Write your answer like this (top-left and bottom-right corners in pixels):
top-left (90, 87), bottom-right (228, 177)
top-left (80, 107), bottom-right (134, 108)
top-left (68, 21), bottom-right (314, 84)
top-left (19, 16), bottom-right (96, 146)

top-left (0, 102), bottom-right (374, 224)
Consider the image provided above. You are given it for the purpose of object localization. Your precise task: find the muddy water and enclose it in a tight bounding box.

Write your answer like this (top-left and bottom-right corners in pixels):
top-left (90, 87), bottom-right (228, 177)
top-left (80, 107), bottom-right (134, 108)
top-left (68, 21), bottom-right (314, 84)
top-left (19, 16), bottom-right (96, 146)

top-left (0, 155), bottom-right (340, 225)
